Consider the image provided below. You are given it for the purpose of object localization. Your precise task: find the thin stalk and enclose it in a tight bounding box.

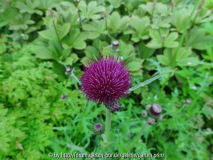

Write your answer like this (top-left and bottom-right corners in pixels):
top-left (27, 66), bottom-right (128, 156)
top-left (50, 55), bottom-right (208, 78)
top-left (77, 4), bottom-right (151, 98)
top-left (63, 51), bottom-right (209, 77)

top-left (67, 98), bottom-right (76, 109)
top-left (71, 73), bottom-right (81, 85)
top-left (52, 20), bottom-right (63, 49)
top-left (105, 109), bottom-right (112, 142)
top-left (104, 15), bottom-right (108, 42)
top-left (101, 134), bottom-right (107, 143)
top-left (78, 9), bottom-right (82, 30)
top-left (129, 69), bottom-right (176, 92)
top-left (126, 122), bottom-right (147, 152)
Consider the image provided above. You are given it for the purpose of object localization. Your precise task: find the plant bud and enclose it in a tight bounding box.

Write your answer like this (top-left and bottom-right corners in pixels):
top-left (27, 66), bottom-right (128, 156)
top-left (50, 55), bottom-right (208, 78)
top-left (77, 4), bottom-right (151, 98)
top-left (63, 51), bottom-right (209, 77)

top-left (161, 35), bottom-right (166, 40)
top-left (66, 67), bottom-right (72, 73)
top-left (149, 104), bottom-right (162, 117)
top-left (148, 117), bottom-right (155, 125)
top-left (60, 94), bottom-right (68, 99)
top-left (145, 104), bottom-right (152, 110)
top-left (158, 115), bottom-right (164, 121)
top-left (93, 123), bottom-right (105, 135)
top-left (112, 40), bottom-right (119, 47)
top-left (141, 110), bottom-right (148, 118)
top-left (185, 99), bottom-right (191, 104)
top-left (60, 94), bottom-right (66, 99)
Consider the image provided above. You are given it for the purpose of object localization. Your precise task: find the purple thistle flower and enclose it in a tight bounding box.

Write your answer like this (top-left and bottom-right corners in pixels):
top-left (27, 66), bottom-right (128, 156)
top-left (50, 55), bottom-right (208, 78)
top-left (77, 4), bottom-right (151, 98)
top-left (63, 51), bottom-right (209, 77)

top-left (80, 56), bottom-right (132, 112)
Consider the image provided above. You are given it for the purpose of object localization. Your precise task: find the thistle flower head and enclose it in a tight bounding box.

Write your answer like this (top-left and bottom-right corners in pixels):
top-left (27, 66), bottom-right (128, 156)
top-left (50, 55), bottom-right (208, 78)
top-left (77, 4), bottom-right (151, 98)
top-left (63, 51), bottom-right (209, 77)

top-left (93, 123), bottom-right (105, 135)
top-left (80, 56), bottom-right (132, 112)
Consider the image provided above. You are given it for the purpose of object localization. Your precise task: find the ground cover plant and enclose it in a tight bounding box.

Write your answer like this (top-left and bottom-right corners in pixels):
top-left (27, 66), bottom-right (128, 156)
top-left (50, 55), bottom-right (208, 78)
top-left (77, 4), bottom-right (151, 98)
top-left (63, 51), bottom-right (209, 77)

top-left (0, 0), bottom-right (213, 160)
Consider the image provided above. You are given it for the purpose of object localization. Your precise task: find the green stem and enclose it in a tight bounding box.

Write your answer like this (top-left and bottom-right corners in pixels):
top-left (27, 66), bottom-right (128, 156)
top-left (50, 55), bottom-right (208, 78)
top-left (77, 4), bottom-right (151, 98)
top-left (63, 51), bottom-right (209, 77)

top-left (67, 98), bottom-right (76, 108)
top-left (129, 69), bottom-right (176, 92)
top-left (126, 122), bottom-right (147, 152)
top-left (105, 109), bottom-right (112, 142)
top-left (72, 73), bottom-right (81, 85)
top-left (78, 9), bottom-right (82, 30)
top-left (101, 134), bottom-right (107, 143)
top-left (52, 20), bottom-right (63, 49)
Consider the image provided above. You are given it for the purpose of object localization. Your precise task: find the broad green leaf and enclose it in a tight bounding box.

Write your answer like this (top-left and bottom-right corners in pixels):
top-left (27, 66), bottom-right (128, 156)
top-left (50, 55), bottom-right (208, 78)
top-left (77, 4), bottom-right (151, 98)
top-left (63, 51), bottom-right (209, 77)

top-left (185, 28), bottom-right (213, 50)
top-left (137, 42), bottom-right (155, 59)
top-left (33, 46), bottom-right (54, 60)
top-left (149, 30), bottom-right (161, 41)
top-left (59, 23), bottom-right (71, 40)
top-left (85, 46), bottom-right (100, 58)
top-left (81, 57), bottom-right (91, 66)
top-left (175, 47), bottom-right (192, 61)
top-left (164, 41), bottom-right (179, 48)
top-left (39, 28), bottom-right (58, 41)
top-left (78, 1), bottom-right (104, 20)
top-left (62, 28), bottom-right (88, 50)
top-left (177, 57), bottom-right (200, 66)
top-left (127, 61), bottom-right (142, 71)
top-left (107, 12), bottom-right (129, 32)
top-left (70, 53), bottom-right (79, 63)
top-left (61, 49), bottom-right (71, 60)
top-left (82, 20), bottom-right (107, 39)
top-left (128, 16), bottom-right (150, 42)
top-left (171, 9), bottom-right (191, 32)
top-left (146, 40), bottom-right (162, 49)
top-left (107, 0), bottom-right (122, 8)
top-left (164, 33), bottom-right (178, 44)
top-left (157, 55), bottom-right (170, 66)
top-left (64, 57), bottom-right (73, 65)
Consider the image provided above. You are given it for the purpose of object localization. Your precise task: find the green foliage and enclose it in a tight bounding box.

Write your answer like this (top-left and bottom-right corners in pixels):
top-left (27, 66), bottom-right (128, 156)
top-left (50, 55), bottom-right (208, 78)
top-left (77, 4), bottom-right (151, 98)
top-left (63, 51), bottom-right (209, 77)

top-left (1, 0), bottom-right (213, 159)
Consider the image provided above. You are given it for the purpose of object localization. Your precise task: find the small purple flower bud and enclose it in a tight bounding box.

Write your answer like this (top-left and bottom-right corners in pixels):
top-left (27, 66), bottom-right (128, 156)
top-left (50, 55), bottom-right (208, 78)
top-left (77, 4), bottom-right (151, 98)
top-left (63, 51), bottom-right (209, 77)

top-left (158, 115), bottom-right (164, 121)
top-left (149, 104), bottom-right (162, 117)
top-left (66, 67), bottom-right (72, 73)
top-left (93, 123), bottom-right (105, 135)
top-left (112, 40), bottom-right (119, 47)
top-left (148, 117), bottom-right (155, 125)
top-left (60, 94), bottom-right (68, 100)
top-left (186, 99), bottom-right (191, 104)
top-left (60, 94), bottom-right (66, 99)
top-left (141, 110), bottom-right (148, 118)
